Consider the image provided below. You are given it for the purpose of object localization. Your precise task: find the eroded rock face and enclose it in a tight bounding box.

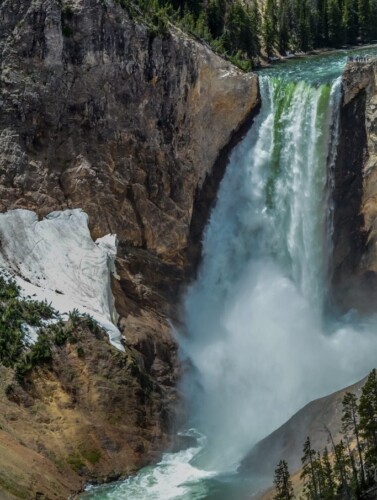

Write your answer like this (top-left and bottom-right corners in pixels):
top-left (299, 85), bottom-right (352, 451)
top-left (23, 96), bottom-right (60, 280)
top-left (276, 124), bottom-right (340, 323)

top-left (0, 323), bottom-right (176, 498)
top-left (0, 0), bottom-right (258, 260)
top-left (0, 0), bottom-right (259, 495)
top-left (331, 61), bottom-right (377, 312)
top-left (0, 0), bottom-right (259, 319)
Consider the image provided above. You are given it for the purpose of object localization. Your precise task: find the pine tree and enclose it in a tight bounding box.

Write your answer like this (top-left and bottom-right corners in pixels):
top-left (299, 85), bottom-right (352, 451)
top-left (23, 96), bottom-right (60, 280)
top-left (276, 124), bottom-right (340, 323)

top-left (322, 447), bottom-right (337, 499)
top-left (274, 459), bottom-right (295, 500)
top-left (195, 11), bottom-right (212, 42)
top-left (327, 0), bottom-right (343, 46)
top-left (180, 7), bottom-right (196, 33)
top-left (320, 0), bottom-right (330, 46)
top-left (249, 0), bottom-right (261, 59)
top-left (263, 0), bottom-right (278, 56)
top-left (342, 391), bottom-right (366, 487)
top-left (370, 0), bottom-right (377, 40)
top-left (342, 0), bottom-right (359, 45)
top-left (333, 440), bottom-right (352, 499)
top-left (301, 436), bottom-right (320, 500)
top-left (359, 368), bottom-right (377, 476)
top-left (358, 0), bottom-right (370, 41)
top-left (207, 0), bottom-right (226, 39)
top-left (296, 0), bottom-right (314, 52)
top-left (314, 451), bottom-right (326, 499)
top-left (345, 434), bottom-right (362, 497)
top-left (278, 0), bottom-right (290, 54)
top-left (184, 0), bottom-right (202, 18)
top-left (223, 2), bottom-right (259, 60)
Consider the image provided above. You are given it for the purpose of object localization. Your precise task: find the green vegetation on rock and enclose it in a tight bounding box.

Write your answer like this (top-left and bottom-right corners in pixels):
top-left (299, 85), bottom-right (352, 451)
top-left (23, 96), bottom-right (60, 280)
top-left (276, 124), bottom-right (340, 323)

top-left (263, 0), bottom-right (377, 55)
top-left (0, 274), bottom-right (104, 384)
top-left (114, 0), bottom-right (377, 70)
top-left (0, 275), bottom-right (55, 369)
top-left (116, 0), bottom-right (260, 69)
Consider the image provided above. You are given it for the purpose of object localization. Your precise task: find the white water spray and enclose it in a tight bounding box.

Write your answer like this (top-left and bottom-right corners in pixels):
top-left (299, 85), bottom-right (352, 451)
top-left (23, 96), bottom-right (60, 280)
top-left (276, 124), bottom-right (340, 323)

top-left (180, 75), bottom-right (377, 471)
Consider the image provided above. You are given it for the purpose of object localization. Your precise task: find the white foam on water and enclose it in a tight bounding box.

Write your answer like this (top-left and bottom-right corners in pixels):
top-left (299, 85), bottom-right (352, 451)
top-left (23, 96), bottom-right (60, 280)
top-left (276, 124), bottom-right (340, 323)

top-left (85, 431), bottom-right (216, 500)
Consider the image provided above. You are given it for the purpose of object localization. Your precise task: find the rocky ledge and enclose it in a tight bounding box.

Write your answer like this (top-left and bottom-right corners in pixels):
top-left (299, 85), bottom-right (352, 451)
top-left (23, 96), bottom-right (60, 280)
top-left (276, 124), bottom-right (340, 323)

top-left (0, 0), bottom-right (259, 496)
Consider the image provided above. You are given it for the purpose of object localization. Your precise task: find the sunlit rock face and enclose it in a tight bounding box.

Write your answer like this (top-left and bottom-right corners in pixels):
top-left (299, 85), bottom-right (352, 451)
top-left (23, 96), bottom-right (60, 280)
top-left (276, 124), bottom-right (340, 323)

top-left (0, 208), bottom-right (124, 350)
top-left (0, 0), bottom-right (259, 388)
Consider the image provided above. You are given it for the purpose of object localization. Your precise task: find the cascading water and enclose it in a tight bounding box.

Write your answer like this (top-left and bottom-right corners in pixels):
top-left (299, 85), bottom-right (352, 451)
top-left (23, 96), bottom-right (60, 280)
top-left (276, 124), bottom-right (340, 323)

top-left (84, 48), bottom-right (377, 500)
top-left (180, 75), bottom-right (344, 472)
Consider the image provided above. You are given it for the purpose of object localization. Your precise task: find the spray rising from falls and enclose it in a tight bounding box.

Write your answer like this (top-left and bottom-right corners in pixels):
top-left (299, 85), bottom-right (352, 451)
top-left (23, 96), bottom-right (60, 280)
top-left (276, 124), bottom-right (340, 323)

top-left (85, 49), bottom-right (377, 500)
top-left (180, 73), bottom-right (377, 472)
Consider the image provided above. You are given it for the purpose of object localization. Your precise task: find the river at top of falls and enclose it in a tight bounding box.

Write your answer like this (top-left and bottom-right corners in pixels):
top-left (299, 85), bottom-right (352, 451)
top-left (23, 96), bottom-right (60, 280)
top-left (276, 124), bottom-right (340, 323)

top-left (84, 46), bottom-right (377, 500)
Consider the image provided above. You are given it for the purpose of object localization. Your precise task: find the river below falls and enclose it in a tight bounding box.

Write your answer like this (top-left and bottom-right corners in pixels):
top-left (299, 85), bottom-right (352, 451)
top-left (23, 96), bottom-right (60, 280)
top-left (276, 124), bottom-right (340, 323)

top-left (83, 46), bottom-right (377, 500)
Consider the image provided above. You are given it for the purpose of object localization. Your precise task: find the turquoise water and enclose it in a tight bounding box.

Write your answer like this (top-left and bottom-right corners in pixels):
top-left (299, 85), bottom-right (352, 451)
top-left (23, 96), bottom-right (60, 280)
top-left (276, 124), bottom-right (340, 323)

top-left (84, 46), bottom-right (377, 500)
top-left (261, 45), bottom-right (377, 83)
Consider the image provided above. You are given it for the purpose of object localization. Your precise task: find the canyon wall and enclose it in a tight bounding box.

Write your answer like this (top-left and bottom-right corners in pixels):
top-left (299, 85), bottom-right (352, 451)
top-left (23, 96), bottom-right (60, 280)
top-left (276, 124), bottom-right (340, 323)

top-left (332, 59), bottom-right (377, 312)
top-left (0, 0), bottom-right (259, 496)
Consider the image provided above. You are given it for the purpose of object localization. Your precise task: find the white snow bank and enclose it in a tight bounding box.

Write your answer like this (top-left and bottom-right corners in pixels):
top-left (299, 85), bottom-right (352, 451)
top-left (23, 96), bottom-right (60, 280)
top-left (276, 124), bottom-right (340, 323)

top-left (0, 209), bottom-right (124, 351)
top-left (21, 323), bottom-right (39, 346)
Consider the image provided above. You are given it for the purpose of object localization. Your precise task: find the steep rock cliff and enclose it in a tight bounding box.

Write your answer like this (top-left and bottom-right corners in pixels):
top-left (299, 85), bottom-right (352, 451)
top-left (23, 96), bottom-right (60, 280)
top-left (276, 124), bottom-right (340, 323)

top-left (331, 60), bottom-right (377, 312)
top-left (0, 0), bottom-right (259, 496)
top-left (240, 376), bottom-right (367, 493)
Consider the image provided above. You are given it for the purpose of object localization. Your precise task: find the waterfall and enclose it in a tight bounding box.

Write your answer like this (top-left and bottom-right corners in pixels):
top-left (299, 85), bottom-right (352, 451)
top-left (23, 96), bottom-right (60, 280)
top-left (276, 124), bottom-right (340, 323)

top-left (180, 74), bottom-right (377, 472)
top-left (325, 78), bottom-right (343, 296)
top-left (85, 48), bottom-right (377, 500)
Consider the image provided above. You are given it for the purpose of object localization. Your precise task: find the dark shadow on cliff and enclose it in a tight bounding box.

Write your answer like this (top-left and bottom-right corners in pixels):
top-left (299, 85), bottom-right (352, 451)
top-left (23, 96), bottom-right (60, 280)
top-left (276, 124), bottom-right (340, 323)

top-left (185, 97), bottom-right (262, 280)
top-left (330, 87), bottom-right (370, 313)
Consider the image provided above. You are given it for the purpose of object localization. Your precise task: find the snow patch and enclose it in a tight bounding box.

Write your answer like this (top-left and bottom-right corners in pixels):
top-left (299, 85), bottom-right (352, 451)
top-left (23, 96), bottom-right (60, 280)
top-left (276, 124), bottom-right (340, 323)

top-left (21, 323), bottom-right (39, 346)
top-left (0, 209), bottom-right (124, 351)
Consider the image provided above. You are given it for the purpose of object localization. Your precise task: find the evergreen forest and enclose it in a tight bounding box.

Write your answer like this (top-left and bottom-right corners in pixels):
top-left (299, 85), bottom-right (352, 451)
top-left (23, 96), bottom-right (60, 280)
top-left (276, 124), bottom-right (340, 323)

top-left (117, 0), bottom-right (377, 69)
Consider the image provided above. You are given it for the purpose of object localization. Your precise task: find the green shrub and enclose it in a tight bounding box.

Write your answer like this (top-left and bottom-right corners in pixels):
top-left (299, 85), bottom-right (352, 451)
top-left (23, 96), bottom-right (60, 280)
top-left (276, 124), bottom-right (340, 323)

top-left (61, 4), bottom-right (74, 37)
top-left (81, 313), bottom-right (101, 335)
top-left (0, 276), bottom-right (57, 380)
top-left (20, 299), bottom-right (55, 325)
top-left (62, 5), bottom-right (74, 20)
top-left (30, 333), bottom-right (52, 365)
top-left (0, 276), bottom-right (20, 299)
top-left (68, 308), bottom-right (81, 327)
top-left (76, 346), bottom-right (85, 359)
top-left (66, 453), bottom-right (85, 472)
top-left (62, 26), bottom-right (74, 37)
top-left (15, 361), bottom-right (32, 383)
top-left (80, 447), bottom-right (102, 464)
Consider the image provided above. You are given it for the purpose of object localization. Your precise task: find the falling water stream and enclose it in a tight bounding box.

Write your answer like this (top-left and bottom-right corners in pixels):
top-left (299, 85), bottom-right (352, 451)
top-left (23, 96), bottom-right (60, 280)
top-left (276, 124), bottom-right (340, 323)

top-left (84, 47), bottom-right (377, 499)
